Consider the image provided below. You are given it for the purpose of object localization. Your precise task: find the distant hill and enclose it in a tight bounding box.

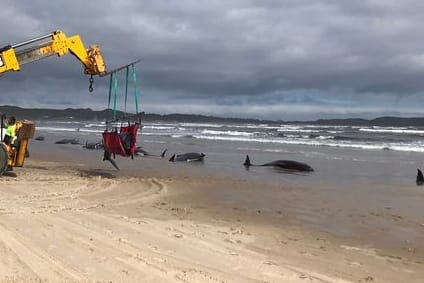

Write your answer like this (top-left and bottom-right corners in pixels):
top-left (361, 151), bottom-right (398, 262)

top-left (0, 105), bottom-right (273, 124)
top-left (1, 105), bottom-right (424, 127)
top-left (314, 117), bottom-right (424, 127)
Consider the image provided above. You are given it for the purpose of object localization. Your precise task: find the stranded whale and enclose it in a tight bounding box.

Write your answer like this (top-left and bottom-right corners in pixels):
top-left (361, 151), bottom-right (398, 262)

top-left (169, 152), bottom-right (205, 162)
top-left (243, 155), bottom-right (314, 172)
top-left (417, 168), bottom-right (424, 186)
top-left (83, 141), bottom-right (104, 150)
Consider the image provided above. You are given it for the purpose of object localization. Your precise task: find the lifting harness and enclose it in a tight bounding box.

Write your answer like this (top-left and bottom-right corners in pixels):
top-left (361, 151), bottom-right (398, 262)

top-left (102, 62), bottom-right (142, 160)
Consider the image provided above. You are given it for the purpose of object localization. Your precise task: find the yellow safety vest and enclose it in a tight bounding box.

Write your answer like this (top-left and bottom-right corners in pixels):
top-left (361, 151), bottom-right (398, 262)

top-left (5, 124), bottom-right (16, 137)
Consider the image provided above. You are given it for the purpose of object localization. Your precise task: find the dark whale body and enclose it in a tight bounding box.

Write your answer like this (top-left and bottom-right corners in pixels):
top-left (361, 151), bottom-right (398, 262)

top-left (83, 141), bottom-right (104, 150)
top-left (243, 155), bottom-right (313, 172)
top-left (169, 152), bottom-right (205, 162)
top-left (417, 168), bottom-right (424, 186)
top-left (35, 136), bottom-right (45, 141)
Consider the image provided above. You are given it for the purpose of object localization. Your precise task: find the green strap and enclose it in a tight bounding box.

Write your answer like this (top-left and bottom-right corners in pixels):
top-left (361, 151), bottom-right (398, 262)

top-left (107, 64), bottom-right (139, 119)
top-left (113, 76), bottom-right (118, 120)
top-left (132, 64), bottom-right (139, 114)
top-left (124, 66), bottom-right (129, 114)
top-left (108, 73), bottom-right (113, 109)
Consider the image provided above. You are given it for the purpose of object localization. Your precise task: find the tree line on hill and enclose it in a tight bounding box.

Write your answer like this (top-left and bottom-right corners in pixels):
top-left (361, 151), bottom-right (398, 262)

top-left (1, 105), bottom-right (424, 127)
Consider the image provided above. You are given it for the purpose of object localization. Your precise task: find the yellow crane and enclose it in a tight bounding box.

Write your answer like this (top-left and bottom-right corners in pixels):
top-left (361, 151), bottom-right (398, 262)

top-left (0, 30), bottom-right (108, 175)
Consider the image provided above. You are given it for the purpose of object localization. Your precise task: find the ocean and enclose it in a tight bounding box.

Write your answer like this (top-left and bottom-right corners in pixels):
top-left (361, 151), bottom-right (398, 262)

top-left (33, 119), bottom-right (424, 183)
top-left (34, 120), bottom-right (424, 152)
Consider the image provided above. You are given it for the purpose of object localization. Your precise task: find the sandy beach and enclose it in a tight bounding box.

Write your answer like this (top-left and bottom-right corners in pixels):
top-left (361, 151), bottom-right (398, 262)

top-left (0, 148), bottom-right (423, 283)
top-left (4, 1), bottom-right (424, 281)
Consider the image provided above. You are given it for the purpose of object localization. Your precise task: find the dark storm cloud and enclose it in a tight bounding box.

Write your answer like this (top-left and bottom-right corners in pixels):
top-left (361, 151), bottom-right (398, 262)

top-left (1, 0), bottom-right (424, 119)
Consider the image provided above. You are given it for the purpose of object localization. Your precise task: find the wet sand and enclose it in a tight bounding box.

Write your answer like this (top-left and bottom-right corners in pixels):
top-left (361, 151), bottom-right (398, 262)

top-left (0, 144), bottom-right (423, 282)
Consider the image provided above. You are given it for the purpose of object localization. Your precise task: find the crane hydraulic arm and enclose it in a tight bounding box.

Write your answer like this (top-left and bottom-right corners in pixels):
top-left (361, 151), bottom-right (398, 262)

top-left (0, 30), bottom-right (106, 91)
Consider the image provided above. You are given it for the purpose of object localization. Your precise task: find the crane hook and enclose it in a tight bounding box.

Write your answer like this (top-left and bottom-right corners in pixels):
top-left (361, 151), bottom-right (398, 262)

top-left (89, 75), bottom-right (94, 92)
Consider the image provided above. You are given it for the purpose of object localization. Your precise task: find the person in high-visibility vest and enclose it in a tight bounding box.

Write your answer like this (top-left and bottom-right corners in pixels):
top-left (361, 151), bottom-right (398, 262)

top-left (3, 116), bottom-right (16, 146)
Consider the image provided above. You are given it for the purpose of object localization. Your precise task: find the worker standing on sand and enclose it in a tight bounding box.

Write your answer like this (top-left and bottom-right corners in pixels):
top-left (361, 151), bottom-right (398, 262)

top-left (2, 116), bottom-right (17, 172)
top-left (3, 116), bottom-right (17, 146)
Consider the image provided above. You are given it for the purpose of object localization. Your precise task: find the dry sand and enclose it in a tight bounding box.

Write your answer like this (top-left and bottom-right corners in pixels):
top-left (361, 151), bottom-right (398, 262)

top-left (0, 159), bottom-right (422, 282)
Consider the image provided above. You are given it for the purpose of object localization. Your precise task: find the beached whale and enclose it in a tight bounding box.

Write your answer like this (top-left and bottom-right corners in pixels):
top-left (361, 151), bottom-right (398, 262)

top-left (243, 155), bottom-right (314, 172)
top-left (83, 141), bottom-right (104, 150)
top-left (417, 168), bottom-right (424, 186)
top-left (169, 152), bottom-right (205, 162)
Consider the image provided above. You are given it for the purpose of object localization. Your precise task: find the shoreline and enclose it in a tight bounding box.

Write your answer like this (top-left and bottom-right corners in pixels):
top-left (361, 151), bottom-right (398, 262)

top-left (0, 155), bottom-right (423, 282)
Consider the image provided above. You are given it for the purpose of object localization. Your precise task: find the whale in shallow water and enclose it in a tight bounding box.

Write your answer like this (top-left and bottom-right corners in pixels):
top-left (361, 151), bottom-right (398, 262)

top-left (83, 141), bottom-right (104, 150)
top-left (169, 152), bottom-right (205, 162)
top-left (417, 168), bottom-right (424, 186)
top-left (243, 155), bottom-right (313, 172)
top-left (35, 136), bottom-right (45, 141)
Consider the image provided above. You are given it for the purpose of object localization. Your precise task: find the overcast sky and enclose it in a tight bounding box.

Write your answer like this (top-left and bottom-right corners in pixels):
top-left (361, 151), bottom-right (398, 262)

top-left (1, 0), bottom-right (424, 120)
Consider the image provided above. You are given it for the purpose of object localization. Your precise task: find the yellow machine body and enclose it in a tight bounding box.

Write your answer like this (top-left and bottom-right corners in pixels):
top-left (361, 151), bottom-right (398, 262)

top-left (5, 121), bottom-right (35, 168)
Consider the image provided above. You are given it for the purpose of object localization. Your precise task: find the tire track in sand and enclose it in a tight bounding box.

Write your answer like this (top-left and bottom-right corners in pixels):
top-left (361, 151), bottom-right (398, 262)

top-left (79, 177), bottom-right (168, 208)
top-left (0, 221), bottom-right (82, 282)
top-left (29, 212), bottom-right (179, 282)
top-left (52, 210), bottom-right (340, 283)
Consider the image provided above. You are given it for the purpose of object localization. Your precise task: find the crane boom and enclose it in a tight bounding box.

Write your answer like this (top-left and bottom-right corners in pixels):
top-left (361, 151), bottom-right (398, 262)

top-left (0, 30), bottom-right (106, 77)
top-left (0, 30), bottom-right (111, 176)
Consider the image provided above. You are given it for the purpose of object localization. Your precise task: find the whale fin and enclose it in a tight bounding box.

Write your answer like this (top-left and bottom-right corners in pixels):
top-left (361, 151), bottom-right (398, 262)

top-left (417, 168), bottom-right (424, 186)
top-left (169, 154), bottom-right (176, 162)
top-left (161, 149), bottom-right (168, 158)
top-left (103, 151), bottom-right (120, 171)
top-left (243, 155), bottom-right (251, 167)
